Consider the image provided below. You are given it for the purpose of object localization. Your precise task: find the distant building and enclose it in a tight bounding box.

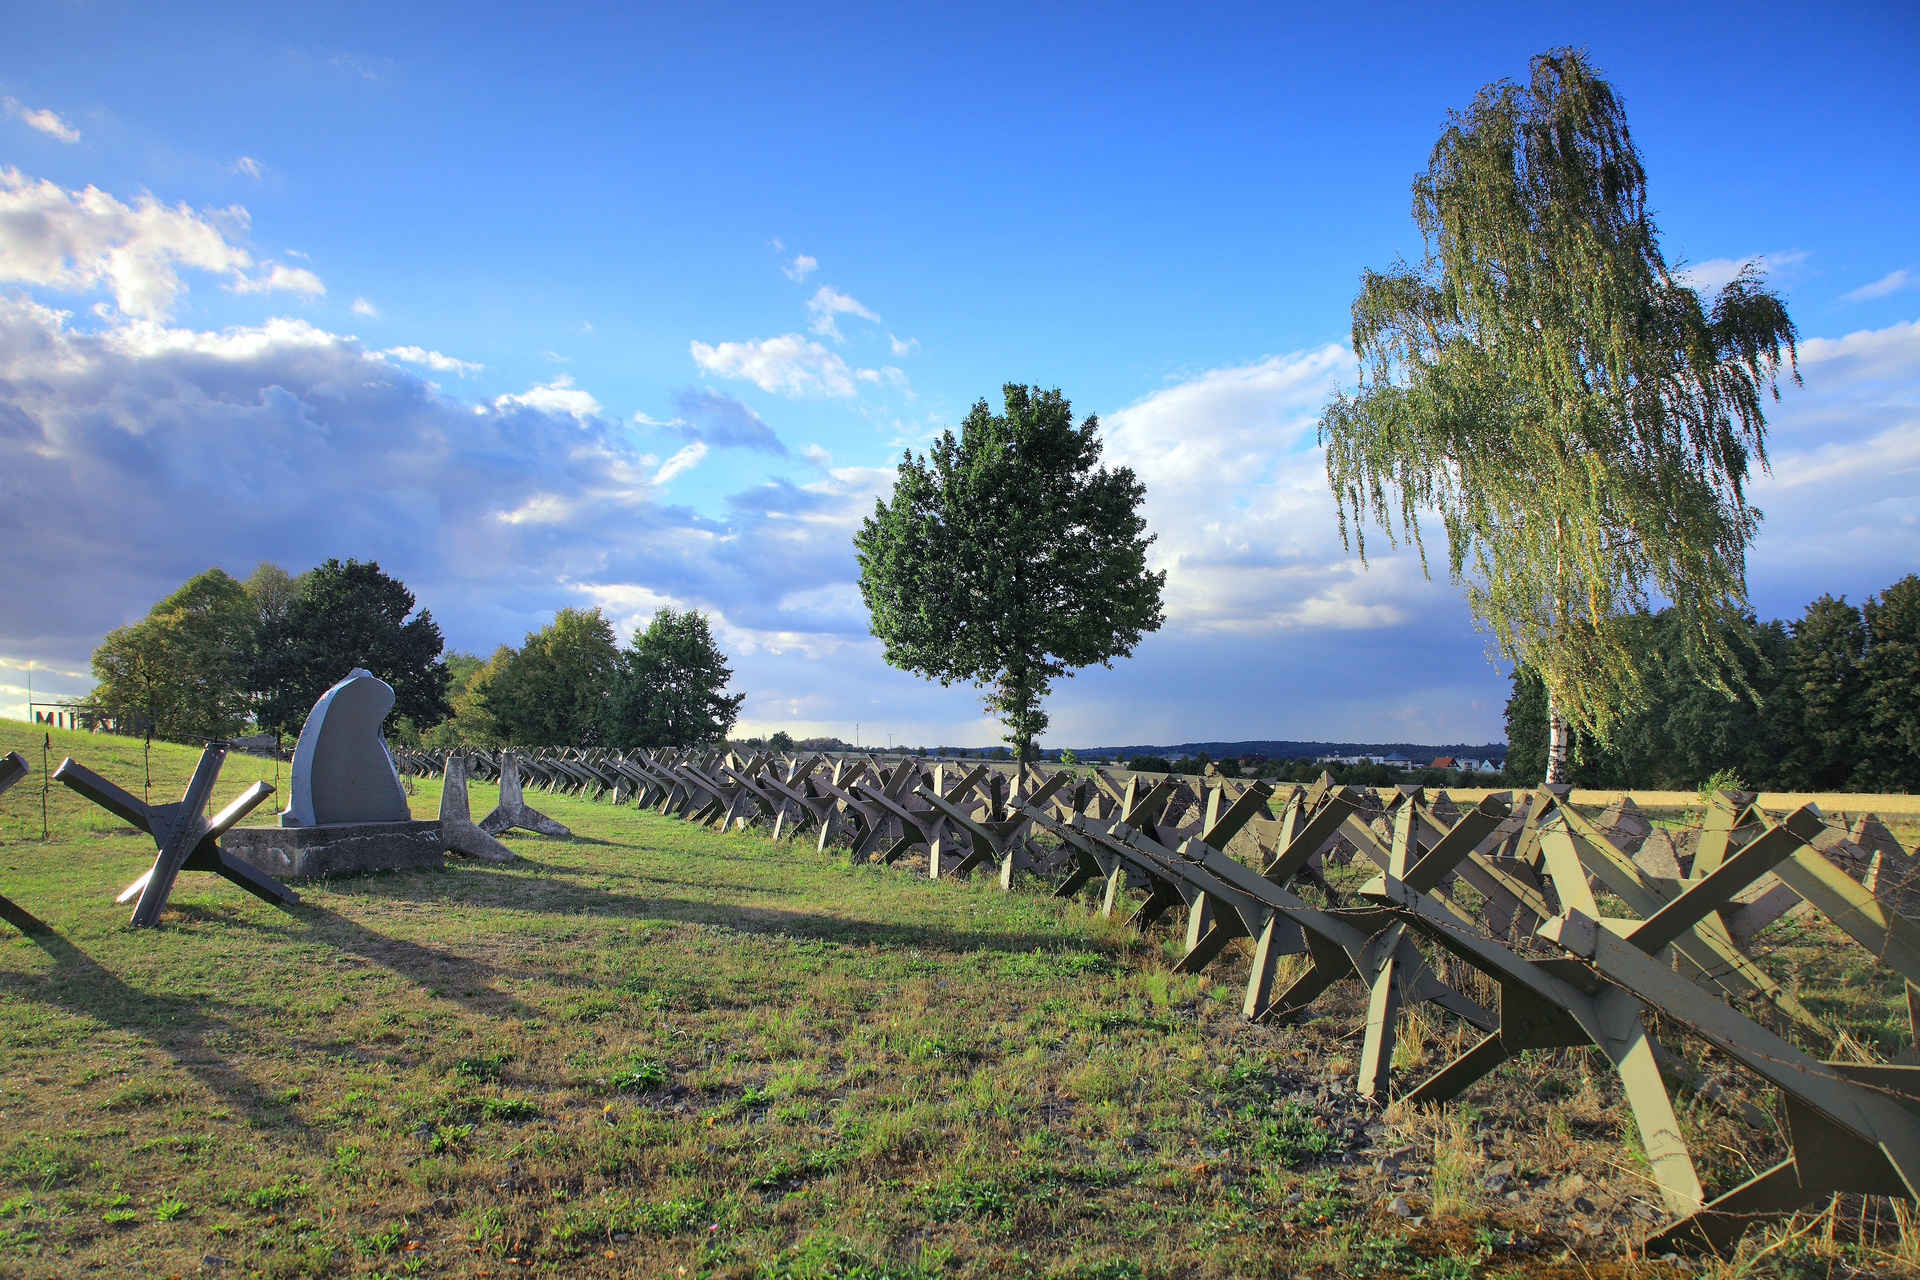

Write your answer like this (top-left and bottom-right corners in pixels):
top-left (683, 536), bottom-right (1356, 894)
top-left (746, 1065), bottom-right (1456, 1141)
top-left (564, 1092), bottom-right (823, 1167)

top-left (1429, 756), bottom-right (1455, 770)
top-left (1378, 753), bottom-right (1412, 768)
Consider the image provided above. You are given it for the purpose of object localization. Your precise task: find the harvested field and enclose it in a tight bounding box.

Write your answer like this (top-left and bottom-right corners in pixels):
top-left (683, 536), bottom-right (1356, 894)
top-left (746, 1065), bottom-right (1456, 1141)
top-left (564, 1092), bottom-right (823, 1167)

top-left (1, 723), bottom-right (1917, 1278)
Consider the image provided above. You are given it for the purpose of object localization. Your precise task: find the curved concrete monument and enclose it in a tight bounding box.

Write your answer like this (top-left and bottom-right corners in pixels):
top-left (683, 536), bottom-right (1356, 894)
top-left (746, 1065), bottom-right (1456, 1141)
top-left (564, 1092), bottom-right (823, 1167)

top-left (223, 668), bottom-right (444, 877)
top-left (281, 669), bottom-right (410, 827)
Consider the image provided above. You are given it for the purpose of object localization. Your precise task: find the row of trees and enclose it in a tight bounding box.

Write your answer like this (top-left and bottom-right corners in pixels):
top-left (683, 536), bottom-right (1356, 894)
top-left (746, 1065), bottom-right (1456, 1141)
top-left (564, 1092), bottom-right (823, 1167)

top-left (87, 559), bottom-right (450, 742)
top-left (1504, 576), bottom-right (1920, 793)
top-left (411, 606), bottom-right (743, 751)
top-left (86, 562), bottom-right (744, 751)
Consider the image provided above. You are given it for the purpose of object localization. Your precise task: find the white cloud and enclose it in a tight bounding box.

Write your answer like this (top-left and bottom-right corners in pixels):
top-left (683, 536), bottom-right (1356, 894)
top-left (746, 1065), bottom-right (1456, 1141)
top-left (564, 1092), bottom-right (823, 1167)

top-left (0, 168), bottom-right (257, 318)
top-left (494, 372), bottom-right (601, 418)
top-left (230, 260), bottom-right (326, 298)
top-left (1839, 268), bottom-right (1915, 305)
top-left (381, 345), bottom-right (482, 376)
top-left (3, 98), bottom-right (80, 143)
top-left (805, 285), bottom-right (879, 340)
top-left (1744, 317), bottom-right (1920, 616)
top-left (1100, 344), bottom-right (1451, 634)
top-left (234, 156), bottom-right (264, 179)
top-left (351, 295), bottom-right (378, 316)
top-left (1677, 249), bottom-right (1809, 295)
top-left (855, 365), bottom-right (911, 393)
top-left (889, 333), bottom-right (919, 356)
top-left (654, 441), bottom-right (707, 484)
top-left (783, 254), bottom-right (817, 282)
top-left (801, 442), bottom-right (832, 467)
top-left (576, 320), bottom-right (594, 335)
top-left (690, 333), bottom-right (861, 397)
top-left (666, 387), bottom-right (786, 453)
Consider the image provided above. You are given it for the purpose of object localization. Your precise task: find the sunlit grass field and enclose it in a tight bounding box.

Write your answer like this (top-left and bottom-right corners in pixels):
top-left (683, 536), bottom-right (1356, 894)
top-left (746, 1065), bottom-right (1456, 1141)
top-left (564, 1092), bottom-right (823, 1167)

top-left (0, 721), bottom-right (1913, 1279)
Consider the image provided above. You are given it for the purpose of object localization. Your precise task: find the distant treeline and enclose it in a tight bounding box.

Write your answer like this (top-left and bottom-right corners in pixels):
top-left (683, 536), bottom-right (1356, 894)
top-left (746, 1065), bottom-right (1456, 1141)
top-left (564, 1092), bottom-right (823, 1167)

top-left (85, 559), bottom-right (449, 744)
top-left (1504, 574), bottom-right (1919, 793)
top-left (83, 562), bottom-right (744, 752)
top-left (429, 606), bottom-right (742, 751)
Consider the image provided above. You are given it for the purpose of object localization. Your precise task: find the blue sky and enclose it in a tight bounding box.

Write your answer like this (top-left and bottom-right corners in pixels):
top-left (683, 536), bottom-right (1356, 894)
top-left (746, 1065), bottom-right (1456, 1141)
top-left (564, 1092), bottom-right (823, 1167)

top-left (2, 1), bottom-right (1916, 750)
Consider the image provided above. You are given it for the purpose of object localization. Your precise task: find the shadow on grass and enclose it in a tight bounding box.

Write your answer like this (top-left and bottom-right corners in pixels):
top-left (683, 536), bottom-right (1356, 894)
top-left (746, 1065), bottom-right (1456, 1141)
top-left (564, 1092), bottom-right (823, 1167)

top-left (329, 861), bottom-right (1106, 958)
top-left (0, 925), bottom-right (352, 1139)
top-left (174, 896), bottom-right (544, 1023)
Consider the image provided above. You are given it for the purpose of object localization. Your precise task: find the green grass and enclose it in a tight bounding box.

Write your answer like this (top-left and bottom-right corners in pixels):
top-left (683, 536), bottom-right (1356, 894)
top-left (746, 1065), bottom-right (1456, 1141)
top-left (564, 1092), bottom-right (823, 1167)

top-left (0, 719), bottom-right (1907, 1278)
top-left (0, 721), bottom-right (1379, 1278)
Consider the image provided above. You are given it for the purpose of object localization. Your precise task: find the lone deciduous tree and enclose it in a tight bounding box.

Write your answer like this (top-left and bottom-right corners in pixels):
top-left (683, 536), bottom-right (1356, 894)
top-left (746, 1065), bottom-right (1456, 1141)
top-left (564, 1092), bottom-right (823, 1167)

top-left (1318, 49), bottom-right (1798, 783)
top-left (855, 383), bottom-right (1165, 762)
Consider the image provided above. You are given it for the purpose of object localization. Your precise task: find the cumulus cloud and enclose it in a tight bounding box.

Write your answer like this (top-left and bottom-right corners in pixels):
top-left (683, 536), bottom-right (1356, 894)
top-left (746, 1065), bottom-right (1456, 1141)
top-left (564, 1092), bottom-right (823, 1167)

top-left (230, 260), bottom-right (325, 298)
top-left (665, 386), bottom-right (787, 454)
top-left (1100, 345), bottom-right (1450, 634)
top-left (0, 168), bottom-right (327, 318)
top-left (1677, 249), bottom-right (1809, 295)
top-left (1839, 268), bottom-right (1915, 305)
top-left (1743, 317), bottom-right (1920, 617)
top-left (654, 442), bottom-right (707, 484)
top-left (889, 333), bottom-right (919, 356)
top-left (3, 98), bottom-right (80, 143)
top-left (689, 333), bottom-right (861, 397)
top-left (0, 168), bottom-right (259, 318)
top-left (495, 372), bottom-right (601, 418)
top-left (351, 295), bottom-right (378, 316)
top-left (856, 365), bottom-right (911, 392)
top-left (805, 285), bottom-right (879, 340)
top-left (381, 345), bottom-right (482, 375)
top-left (783, 254), bottom-right (817, 282)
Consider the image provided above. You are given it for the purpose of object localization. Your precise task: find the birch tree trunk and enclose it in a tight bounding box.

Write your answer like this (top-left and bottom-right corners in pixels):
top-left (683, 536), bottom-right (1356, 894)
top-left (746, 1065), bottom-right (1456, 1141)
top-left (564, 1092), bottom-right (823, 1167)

top-left (1545, 692), bottom-right (1572, 785)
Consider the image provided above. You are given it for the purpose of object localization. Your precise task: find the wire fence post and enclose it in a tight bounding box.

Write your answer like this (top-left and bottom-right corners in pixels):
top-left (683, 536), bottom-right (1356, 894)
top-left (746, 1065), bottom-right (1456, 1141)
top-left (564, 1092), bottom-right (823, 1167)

top-left (40, 731), bottom-right (49, 842)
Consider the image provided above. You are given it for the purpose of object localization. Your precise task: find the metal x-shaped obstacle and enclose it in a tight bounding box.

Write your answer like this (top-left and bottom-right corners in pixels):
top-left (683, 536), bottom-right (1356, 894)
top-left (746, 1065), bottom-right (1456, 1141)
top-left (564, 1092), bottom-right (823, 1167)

top-left (54, 743), bottom-right (299, 927)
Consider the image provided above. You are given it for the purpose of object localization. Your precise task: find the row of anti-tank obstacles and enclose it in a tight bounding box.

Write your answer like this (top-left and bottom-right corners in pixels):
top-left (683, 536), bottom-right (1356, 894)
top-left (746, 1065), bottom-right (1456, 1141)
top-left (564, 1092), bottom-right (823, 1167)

top-left (13, 726), bottom-right (1920, 1254)
top-left (389, 742), bottom-right (1920, 1256)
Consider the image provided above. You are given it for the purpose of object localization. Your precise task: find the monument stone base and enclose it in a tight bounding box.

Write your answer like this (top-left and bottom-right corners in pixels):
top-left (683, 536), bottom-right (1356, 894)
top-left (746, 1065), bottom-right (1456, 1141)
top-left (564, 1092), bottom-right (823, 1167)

top-left (222, 820), bottom-right (446, 878)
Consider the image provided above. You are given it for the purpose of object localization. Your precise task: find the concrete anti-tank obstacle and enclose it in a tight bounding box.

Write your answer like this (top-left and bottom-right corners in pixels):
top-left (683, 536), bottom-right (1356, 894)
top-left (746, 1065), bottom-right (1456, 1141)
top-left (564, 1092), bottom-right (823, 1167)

top-left (439, 752), bottom-right (516, 861)
top-left (0, 752), bottom-right (48, 932)
top-left (478, 753), bottom-right (570, 838)
top-left (54, 743), bottom-right (298, 926)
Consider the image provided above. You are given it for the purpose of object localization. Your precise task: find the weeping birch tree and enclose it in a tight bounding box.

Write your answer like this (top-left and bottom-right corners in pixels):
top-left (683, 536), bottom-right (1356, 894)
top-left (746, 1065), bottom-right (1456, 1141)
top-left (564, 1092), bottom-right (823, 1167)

top-left (1318, 48), bottom-right (1799, 783)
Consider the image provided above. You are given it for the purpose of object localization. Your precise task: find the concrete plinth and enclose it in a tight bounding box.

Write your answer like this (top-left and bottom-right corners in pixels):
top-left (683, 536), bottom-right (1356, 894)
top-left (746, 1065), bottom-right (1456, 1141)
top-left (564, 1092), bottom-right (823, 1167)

top-left (222, 820), bottom-right (446, 878)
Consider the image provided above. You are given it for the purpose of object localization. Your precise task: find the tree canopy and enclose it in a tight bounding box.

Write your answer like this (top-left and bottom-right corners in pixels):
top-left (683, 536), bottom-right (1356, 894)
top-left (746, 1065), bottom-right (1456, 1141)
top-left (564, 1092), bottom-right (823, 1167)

top-left (855, 383), bottom-right (1165, 761)
top-left (482, 608), bottom-right (620, 748)
top-left (1317, 48), bottom-right (1798, 782)
top-left (254, 558), bottom-right (449, 736)
top-left (605, 607), bottom-right (744, 749)
top-left (87, 567), bottom-right (255, 741)
top-left (1502, 574), bottom-right (1920, 792)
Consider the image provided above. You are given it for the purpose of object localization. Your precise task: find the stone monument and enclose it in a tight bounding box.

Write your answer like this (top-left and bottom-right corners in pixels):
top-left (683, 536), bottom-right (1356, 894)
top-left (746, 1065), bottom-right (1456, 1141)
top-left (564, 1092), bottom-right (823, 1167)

top-left (221, 669), bottom-right (444, 877)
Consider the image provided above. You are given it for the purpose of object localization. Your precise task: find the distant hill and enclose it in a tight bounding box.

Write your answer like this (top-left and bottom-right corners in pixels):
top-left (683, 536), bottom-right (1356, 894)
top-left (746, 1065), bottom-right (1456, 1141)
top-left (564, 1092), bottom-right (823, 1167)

top-left (1064, 740), bottom-right (1507, 763)
top-left (757, 735), bottom-right (1507, 764)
